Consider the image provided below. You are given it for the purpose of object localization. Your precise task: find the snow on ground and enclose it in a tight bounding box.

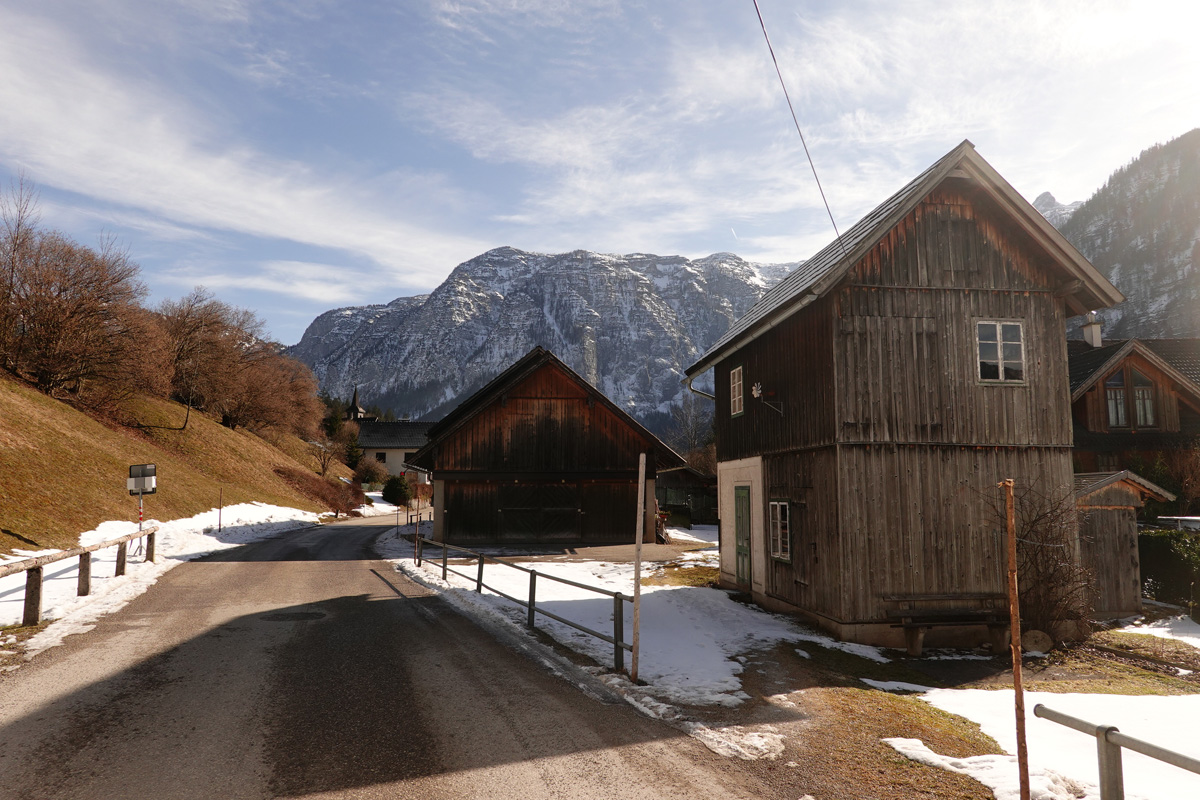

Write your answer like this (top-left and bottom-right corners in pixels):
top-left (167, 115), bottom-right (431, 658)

top-left (379, 529), bottom-right (890, 708)
top-left (1, 503), bottom-right (321, 660)
top-left (884, 688), bottom-right (1200, 800)
top-left (1124, 613), bottom-right (1200, 651)
top-left (666, 523), bottom-right (718, 544)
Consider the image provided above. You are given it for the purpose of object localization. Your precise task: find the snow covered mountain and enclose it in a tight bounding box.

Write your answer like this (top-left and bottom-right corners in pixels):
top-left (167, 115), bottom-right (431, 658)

top-left (1032, 191), bottom-right (1083, 229)
top-left (1052, 129), bottom-right (1200, 338)
top-left (289, 248), bottom-right (796, 428)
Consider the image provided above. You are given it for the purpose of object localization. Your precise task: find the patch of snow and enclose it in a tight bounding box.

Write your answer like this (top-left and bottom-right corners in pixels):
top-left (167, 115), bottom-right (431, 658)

top-left (1124, 614), bottom-right (1200, 651)
top-left (667, 524), bottom-right (718, 544)
top-left (682, 722), bottom-right (785, 760)
top-left (885, 738), bottom-right (1091, 800)
top-left (900, 689), bottom-right (1200, 800)
top-left (1, 504), bottom-right (320, 659)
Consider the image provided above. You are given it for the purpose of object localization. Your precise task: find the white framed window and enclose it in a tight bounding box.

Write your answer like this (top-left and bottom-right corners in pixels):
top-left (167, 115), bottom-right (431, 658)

top-left (976, 320), bottom-right (1024, 382)
top-left (769, 500), bottom-right (790, 561)
top-left (1105, 370), bottom-right (1127, 427)
top-left (1133, 369), bottom-right (1156, 427)
top-left (730, 365), bottom-right (744, 416)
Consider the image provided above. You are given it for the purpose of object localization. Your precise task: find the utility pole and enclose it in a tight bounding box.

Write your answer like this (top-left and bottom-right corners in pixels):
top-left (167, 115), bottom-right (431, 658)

top-left (1001, 478), bottom-right (1030, 800)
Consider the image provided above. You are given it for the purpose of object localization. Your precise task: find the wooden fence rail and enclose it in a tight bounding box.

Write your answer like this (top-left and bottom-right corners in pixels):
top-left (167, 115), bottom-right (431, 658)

top-left (1, 526), bottom-right (160, 626)
top-left (411, 534), bottom-right (633, 672)
top-left (1034, 703), bottom-right (1200, 799)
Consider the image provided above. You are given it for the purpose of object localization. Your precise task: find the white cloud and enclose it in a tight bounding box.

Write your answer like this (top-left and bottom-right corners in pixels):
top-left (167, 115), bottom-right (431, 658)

top-left (160, 260), bottom-right (371, 304)
top-left (0, 6), bottom-right (486, 288)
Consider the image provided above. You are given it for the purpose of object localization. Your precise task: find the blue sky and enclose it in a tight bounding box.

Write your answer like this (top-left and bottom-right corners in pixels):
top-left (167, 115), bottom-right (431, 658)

top-left (1, 1), bottom-right (1197, 344)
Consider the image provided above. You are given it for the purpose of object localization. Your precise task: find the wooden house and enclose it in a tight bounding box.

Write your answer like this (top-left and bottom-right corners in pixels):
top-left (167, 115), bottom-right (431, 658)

top-left (357, 420), bottom-right (435, 483)
top-left (1068, 329), bottom-right (1200, 474)
top-left (409, 347), bottom-right (683, 545)
top-left (1075, 471), bottom-right (1175, 619)
top-left (684, 140), bottom-right (1124, 651)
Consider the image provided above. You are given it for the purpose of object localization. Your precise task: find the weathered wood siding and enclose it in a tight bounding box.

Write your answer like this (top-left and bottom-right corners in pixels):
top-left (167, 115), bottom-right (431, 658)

top-left (838, 445), bottom-right (1073, 622)
top-left (835, 188), bottom-right (1073, 448)
top-left (761, 448), bottom-right (842, 621)
top-left (427, 362), bottom-right (663, 544)
top-left (1078, 483), bottom-right (1143, 615)
top-left (715, 296), bottom-right (837, 462)
top-left (429, 366), bottom-right (659, 474)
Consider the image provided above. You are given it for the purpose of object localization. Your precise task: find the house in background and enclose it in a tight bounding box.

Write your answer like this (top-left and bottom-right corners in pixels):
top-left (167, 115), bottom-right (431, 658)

top-left (655, 466), bottom-right (718, 525)
top-left (684, 140), bottom-right (1123, 652)
top-left (356, 420), bottom-right (435, 484)
top-left (1075, 470), bottom-right (1175, 619)
top-left (1068, 322), bottom-right (1200, 474)
top-left (409, 347), bottom-right (683, 545)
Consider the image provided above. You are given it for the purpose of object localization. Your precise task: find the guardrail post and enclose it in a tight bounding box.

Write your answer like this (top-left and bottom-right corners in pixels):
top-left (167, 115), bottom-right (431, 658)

top-left (528, 571), bottom-right (537, 628)
top-left (476, 555), bottom-right (485, 593)
top-left (23, 566), bottom-right (43, 626)
top-left (1097, 726), bottom-right (1125, 800)
top-left (146, 530), bottom-right (156, 563)
top-left (116, 541), bottom-right (128, 576)
top-left (613, 593), bottom-right (625, 673)
top-left (78, 552), bottom-right (92, 596)
top-left (415, 533), bottom-right (422, 567)
top-left (442, 545), bottom-right (448, 581)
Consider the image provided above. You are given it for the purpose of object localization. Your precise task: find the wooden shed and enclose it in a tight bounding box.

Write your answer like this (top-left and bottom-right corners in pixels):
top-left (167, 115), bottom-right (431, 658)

top-left (684, 140), bottom-right (1125, 650)
top-left (409, 347), bottom-right (683, 545)
top-left (1075, 471), bottom-right (1175, 618)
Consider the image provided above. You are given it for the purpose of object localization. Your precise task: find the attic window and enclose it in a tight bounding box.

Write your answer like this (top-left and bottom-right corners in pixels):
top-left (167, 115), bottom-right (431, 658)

top-left (976, 321), bottom-right (1024, 382)
top-left (731, 365), bottom-right (744, 416)
top-left (1106, 367), bottom-right (1157, 429)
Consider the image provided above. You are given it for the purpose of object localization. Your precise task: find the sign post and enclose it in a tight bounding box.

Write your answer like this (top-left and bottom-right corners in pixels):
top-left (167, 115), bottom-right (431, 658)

top-left (128, 464), bottom-right (157, 534)
top-left (631, 452), bottom-right (646, 681)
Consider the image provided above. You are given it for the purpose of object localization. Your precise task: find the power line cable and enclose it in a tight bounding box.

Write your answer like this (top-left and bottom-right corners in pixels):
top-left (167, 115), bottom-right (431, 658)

top-left (751, 0), bottom-right (849, 260)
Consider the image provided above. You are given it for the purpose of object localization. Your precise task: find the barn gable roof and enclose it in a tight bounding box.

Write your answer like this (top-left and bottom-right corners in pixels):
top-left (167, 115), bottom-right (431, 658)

top-left (411, 346), bottom-right (684, 470)
top-left (1067, 338), bottom-right (1200, 402)
top-left (685, 140), bottom-right (1124, 378)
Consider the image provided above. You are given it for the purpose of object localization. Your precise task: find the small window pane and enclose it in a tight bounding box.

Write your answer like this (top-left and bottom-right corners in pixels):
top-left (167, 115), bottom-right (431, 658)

top-left (979, 360), bottom-right (1000, 380)
top-left (1002, 342), bottom-right (1022, 362)
top-left (1107, 389), bottom-right (1127, 426)
top-left (730, 366), bottom-right (744, 416)
top-left (977, 322), bottom-right (997, 342)
top-left (1105, 371), bottom-right (1125, 387)
top-left (1133, 370), bottom-right (1153, 387)
top-left (1003, 362), bottom-right (1024, 381)
top-left (979, 342), bottom-right (998, 362)
top-left (1001, 323), bottom-right (1022, 343)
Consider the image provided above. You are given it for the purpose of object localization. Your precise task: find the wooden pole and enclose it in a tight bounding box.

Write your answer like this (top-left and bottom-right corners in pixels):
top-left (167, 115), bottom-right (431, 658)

top-left (631, 452), bottom-right (646, 681)
top-left (1001, 478), bottom-right (1031, 800)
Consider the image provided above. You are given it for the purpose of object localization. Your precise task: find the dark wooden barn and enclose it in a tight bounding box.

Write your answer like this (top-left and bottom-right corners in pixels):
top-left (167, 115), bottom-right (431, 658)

top-left (1075, 471), bottom-right (1174, 618)
top-left (1068, 329), bottom-right (1200, 473)
top-left (409, 347), bottom-right (683, 545)
top-left (684, 140), bottom-right (1124, 649)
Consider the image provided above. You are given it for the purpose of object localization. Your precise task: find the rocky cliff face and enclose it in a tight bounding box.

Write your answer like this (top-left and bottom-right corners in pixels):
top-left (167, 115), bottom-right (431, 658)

top-left (1049, 130), bottom-right (1200, 338)
top-left (289, 247), bottom-right (795, 427)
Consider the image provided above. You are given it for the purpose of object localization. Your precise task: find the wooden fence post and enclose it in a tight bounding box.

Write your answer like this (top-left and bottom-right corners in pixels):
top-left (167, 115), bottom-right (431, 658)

top-left (78, 552), bottom-right (92, 596)
top-left (528, 571), bottom-right (537, 629)
top-left (613, 593), bottom-right (625, 673)
top-left (146, 530), bottom-right (156, 563)
top-left (476, 555), bottom-right (485, 593)
top-left (442, 545), bottom-right (448, 581)
top-left (23, 566), bottom-right (43, 626)
top-left (116, 542), bottom-right (128, 577)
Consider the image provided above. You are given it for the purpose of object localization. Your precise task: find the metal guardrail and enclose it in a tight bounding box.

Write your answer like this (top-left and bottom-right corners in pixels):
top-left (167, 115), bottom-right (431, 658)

top-left (1034, 704), bottom-right (1200, 799)
top-left (1, 526), bottom-right (160, 626)
top-left (412, 535), bottom-right (633, 672)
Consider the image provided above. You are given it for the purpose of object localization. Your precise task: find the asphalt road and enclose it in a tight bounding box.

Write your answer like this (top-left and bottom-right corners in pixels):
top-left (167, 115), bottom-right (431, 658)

top-left (0, 518), bottom-right (767, 799)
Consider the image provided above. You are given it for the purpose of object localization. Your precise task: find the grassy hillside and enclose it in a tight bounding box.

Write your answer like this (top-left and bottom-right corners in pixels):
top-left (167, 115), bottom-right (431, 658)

top-left (0, 373), bottom-right (344, 555)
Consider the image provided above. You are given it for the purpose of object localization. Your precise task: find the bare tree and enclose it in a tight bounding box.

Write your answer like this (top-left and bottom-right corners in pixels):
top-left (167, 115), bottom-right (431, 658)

top-left (310, 437), bottom-right (345, 477)
top-left (987, 482), bottom-right (1093, 641)
top-left (667, 393), bottom-right (714, 463)
top-left (0, 174), bottom-right (40, 373)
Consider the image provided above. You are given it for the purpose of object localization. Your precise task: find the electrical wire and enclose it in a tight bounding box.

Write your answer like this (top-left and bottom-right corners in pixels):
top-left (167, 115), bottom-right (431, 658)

top-left (751, 0), bottom-right (849, 260)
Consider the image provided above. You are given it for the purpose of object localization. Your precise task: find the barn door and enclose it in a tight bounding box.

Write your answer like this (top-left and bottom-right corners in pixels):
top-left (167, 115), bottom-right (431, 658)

top-left (734, 486), bottom-right (751, 587)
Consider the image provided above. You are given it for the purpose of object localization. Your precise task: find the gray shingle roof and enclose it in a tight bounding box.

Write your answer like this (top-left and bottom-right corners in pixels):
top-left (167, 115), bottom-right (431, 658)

top-left (356, 421), bottom-right (436, 450)
top-left (1074, 470), bottom-right (1175, 502)
top-left (1067, 338), bottom-right (1200, 399)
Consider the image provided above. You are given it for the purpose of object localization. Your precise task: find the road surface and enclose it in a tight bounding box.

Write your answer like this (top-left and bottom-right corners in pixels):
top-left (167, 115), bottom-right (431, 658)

top-left (0, 518), bottom-right (768, 799)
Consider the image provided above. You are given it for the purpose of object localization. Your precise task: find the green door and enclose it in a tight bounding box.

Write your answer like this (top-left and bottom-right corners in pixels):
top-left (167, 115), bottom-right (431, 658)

top-left (734, 486), bottom-right (751, 587)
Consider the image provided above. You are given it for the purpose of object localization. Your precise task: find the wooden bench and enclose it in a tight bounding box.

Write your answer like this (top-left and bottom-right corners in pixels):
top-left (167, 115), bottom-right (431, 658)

top-left (883, 597), bottom-right (1009, 656)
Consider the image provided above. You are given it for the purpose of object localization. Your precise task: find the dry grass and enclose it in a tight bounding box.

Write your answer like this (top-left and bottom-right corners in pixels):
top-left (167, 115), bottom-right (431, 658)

top-left (0, 373), bottom-right (330, 555)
